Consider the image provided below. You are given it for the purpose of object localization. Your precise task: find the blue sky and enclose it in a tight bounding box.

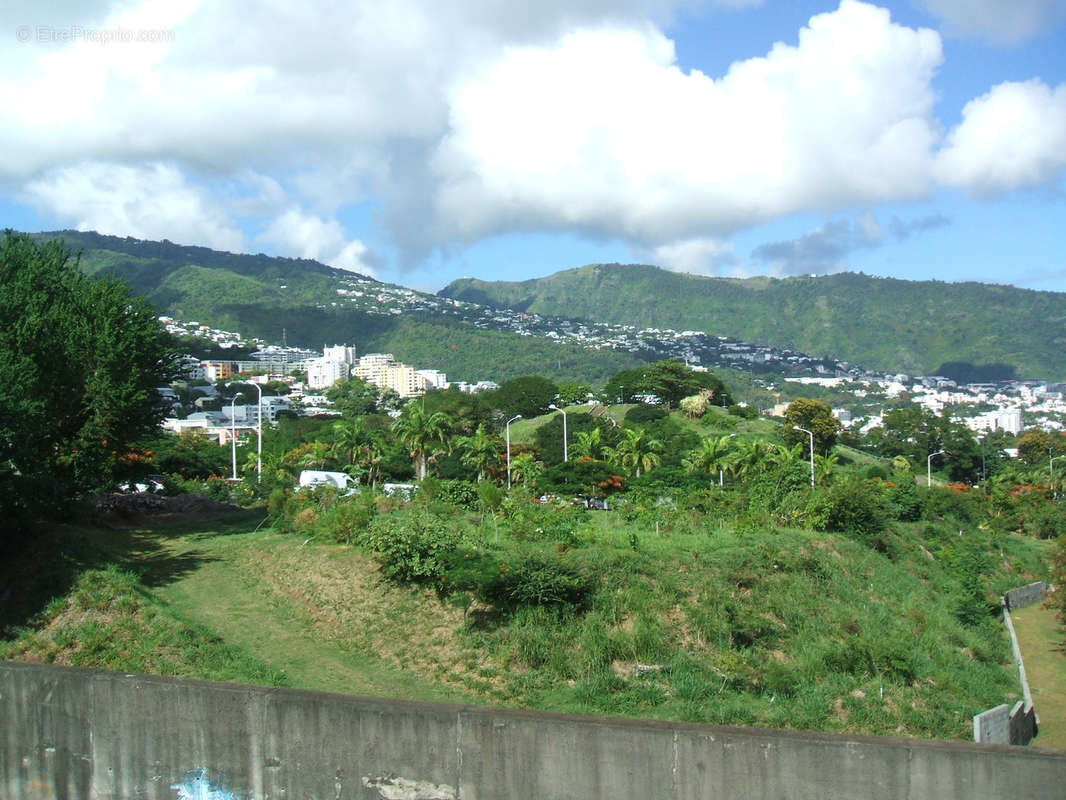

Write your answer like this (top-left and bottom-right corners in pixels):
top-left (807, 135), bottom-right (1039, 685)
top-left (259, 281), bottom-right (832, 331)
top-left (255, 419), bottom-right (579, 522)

top-left (1, 1), bottom-right (1064, 293)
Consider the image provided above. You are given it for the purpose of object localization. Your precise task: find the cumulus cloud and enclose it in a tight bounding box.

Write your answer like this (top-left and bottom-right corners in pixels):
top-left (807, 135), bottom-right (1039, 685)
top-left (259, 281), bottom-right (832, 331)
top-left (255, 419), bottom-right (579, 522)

top-left (0, 0), bottom-right (1061, 277)
top-left (258, 209), bottom-right (379, 276)
top-left (935, 79), bottom-right (1066, 194)
top-left (634, 237), bottom-right (740, 275)
top-left (431, 1), bottom-right (941, 249)
top-left (919, 0), bottom-right (1066, 45)
top-left (21, 162), bottom-right (246, 252)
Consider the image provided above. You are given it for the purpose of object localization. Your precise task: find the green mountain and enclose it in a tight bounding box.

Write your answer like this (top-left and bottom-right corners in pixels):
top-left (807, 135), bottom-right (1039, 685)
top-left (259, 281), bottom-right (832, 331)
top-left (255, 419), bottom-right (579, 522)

top-left (32, 231), bottom-right (641, 384)
top-left (440, 264), bottom-right (1066, 380)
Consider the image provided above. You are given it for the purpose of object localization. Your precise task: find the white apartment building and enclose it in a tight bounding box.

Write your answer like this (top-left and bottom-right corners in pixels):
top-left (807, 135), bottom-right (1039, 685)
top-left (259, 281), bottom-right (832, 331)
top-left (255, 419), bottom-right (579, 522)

top-left (323, 344), bottom-right (357, 364)
top-left (307, 357), bottom-right (350, 389)
top-left (417, 369), bottom-right (449, 390)
top-left (353, 353), bottom-right (428, 398)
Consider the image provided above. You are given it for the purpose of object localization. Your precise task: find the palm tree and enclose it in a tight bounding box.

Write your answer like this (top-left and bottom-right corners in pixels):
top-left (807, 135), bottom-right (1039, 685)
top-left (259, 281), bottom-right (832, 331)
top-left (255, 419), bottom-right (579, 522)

top-left (727, 438), bottom-right (771, 481)
top-left (391, 403), bottom-right (453, 481)
top-left (459, 423), bottom-right (503, 483)
top-left (682, 434), bottom-right (735, 481)
top-left (572, 427), bottom-right (607, 460)
top-left (332, 418), bottom-right (386, 488)
top-left (814, 452), bottom-right (839, 484)
top-left (607, 427), bottom-right (663, 478)
top-left (509, 451), bottom-right (543, 489)
top-left (765, 442), bottom-right (804, 472)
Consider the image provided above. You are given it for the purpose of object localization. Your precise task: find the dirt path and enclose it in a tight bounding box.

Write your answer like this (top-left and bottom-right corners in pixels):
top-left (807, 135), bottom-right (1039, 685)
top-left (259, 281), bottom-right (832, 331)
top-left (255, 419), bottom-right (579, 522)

top-left (149, 529), bottom-right (472, 704)
top-left (1010, 602), bottom-right (1066, 751)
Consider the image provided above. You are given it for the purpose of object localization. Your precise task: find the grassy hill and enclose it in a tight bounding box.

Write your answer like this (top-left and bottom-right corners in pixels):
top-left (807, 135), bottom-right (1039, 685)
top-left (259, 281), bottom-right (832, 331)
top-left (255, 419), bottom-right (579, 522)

top-left (31, 231), bottom-right (642, 384)
top-left (440, 264), bottom-right (1066, 380)
top-left (0, 500), bottom-right (1050, 742)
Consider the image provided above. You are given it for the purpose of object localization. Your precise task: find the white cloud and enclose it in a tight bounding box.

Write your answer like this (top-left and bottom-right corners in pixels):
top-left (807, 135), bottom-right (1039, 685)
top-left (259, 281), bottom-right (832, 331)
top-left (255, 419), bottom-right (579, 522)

top-left (1, 0), bottom-right (1060, 277)
top-left (634, 237), bottom-right (738, 276)
top-left (258, 209), bottom-right (377, 276)
top-left (919, 0), bottom-right (1066, 45)
top-left (935, 79), bottom-right (1066, 194)
top-left (21, 161), bottom-right (245, 251)
top-left (431, 1), bottom-right (942, 247)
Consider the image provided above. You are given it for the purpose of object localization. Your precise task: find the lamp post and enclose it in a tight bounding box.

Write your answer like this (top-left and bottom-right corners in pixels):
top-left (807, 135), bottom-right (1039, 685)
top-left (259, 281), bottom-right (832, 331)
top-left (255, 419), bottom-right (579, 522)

top-left (506, 414), bottom-right (522, 489)
top-left (1050, 453), bottom-right (1064, 495)
top-left (548, 404), bottom-right (568, 462)
top-left (230, 393), bottom-right (243, 481)
top-left (251, 382), bottom-right (263, 483)
top-left (795, 426), bottom-right (815, 487)
top-left (927, 449), bottom-right (945, 488)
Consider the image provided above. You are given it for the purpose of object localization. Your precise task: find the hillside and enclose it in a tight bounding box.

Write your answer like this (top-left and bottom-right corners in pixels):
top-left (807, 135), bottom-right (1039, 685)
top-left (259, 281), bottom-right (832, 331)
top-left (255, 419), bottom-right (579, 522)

top-left (32, 231), bottom-right (642, 384)
top-left (439, 264), bottom-right (1066, 380)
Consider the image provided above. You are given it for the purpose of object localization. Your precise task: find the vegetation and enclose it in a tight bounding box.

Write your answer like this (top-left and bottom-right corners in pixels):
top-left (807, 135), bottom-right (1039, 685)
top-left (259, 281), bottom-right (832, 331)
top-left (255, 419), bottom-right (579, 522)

top-left (441, 263), bottom-right (1066, 380)
top-left (0, 232), bottom-right (178, 528)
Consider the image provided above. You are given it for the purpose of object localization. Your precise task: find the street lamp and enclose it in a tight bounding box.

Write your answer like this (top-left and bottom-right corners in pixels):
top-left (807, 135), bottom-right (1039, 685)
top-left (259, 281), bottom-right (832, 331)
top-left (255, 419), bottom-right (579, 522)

top-left (1050, 453), bottom-right (1064, 494)
top-left (506, 414), bottom-right (522, 489)
top-left (230, 393), bottom-right (243, 481)
top-left (795, 426), bottom-right (815, 487)
top-left (927, 449), bottom-right (945, 488)
top-left (251, 381), bottom-right (263, 483)
top-left (548, 404), bottom-right (568, 462)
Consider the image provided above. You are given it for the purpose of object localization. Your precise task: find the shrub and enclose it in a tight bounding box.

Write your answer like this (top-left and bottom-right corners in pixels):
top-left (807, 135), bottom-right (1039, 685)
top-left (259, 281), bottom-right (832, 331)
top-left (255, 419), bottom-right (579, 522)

top-left (806, 477), bottom-right (888, 542)
top-left (435, 479), bottom-right (479, 508)
top-left (478, 550), bottom-right (597, 611)
top-left (360, 510), bottom-right (462, 584)
top-left (624, 405), bottom-right (667, 423)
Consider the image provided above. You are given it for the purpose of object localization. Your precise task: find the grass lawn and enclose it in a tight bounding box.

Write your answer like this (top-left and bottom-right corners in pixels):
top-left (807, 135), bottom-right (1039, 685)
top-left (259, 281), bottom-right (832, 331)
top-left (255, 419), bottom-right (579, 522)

top-left (1011, 603), bottom-right (1066, 751)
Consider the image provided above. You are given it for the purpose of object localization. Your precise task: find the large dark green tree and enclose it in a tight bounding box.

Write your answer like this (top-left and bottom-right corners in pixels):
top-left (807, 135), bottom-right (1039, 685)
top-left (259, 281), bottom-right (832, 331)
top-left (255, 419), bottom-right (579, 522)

top-left (602, 361), bottom-right (732, 409)
top-left (0, 233), bottom-right (179, 513)
top-left (487, 375), bottom-right (558, 419)
top-left (783, 398), bottom-right (841, 457)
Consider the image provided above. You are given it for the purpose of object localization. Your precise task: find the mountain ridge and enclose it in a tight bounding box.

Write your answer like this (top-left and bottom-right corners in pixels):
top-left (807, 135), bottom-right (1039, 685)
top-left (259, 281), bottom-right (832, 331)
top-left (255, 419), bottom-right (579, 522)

top-left (439, 264), bottom-right (1066, 379)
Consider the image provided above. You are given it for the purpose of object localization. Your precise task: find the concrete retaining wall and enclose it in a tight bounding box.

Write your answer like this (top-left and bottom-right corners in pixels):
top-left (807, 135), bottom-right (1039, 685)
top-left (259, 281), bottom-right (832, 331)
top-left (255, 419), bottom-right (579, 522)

top-left (1005, 581), bottom-right (1050, 611)
top-left (4, 662), bottom-right (1065, 800)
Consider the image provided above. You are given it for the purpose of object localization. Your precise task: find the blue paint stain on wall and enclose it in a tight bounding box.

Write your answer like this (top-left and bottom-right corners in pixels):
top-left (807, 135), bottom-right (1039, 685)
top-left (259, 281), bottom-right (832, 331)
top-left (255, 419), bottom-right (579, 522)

top-left (171, 768), bottom-right (248, 800)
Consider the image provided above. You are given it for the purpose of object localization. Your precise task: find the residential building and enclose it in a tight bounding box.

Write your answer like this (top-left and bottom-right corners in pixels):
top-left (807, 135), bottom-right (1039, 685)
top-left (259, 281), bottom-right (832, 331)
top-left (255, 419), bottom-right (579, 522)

top-left (202, 361), bottom-right (233, 383)
top-left (353, 353), bottom-right (428, 398)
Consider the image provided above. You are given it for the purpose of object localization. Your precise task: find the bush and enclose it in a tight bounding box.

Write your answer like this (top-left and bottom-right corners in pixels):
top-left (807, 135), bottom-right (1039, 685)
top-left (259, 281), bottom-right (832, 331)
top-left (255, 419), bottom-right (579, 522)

top-left (624, 405), bottom-right (667, 423)
top-left (435, 479), bottom-right (479, 508)
top-left (478, 550), bottom-right (597, 611)
top-left (360, 510), bottom-right (462, 584)
top-left (806, 477), bottom-right (888, 542)
top-left (727, 404), bottom-right (758, 420)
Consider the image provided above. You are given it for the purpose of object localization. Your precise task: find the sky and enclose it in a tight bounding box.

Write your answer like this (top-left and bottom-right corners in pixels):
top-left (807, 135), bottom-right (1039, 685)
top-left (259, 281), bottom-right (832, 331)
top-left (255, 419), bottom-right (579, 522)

top-left (1, 0), bottom-right (1064, 293)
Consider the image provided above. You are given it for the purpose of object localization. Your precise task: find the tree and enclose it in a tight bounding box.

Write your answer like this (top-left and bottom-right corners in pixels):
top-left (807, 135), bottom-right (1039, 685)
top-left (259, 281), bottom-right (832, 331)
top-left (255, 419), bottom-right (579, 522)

top-left (783, 398), bottom-right (841, 456)
top-left (391, 403), bottom-right (453, 480)
top-left (607, 427), bottom-right (664, 478)
top-left (0, 233), bottom-right (178, 512)
top-left (331, 418), bottom-right (387, 488)
top-left (679, 394), bottom-right (709, 419)
top-left (325, 377), bottom-right (385, 418)
top-left (572, 427), bottom-right (607, 461)
top-left (1017, 429), bottom-right (1061, 468)
top-left (602, 361), bottom-right (733, 409)
top-left (459, 424), bottom-right (503, 483)
top-left (488, 375), bottom-right (559, 419)
top-left (682, 435), bottom-right (735, 480)
top-left (557, 382), bottom-right (592, 406)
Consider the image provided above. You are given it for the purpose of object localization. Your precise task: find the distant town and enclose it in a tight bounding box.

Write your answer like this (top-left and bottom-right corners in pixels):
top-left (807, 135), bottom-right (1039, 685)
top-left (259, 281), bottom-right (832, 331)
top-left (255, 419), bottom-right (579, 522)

top-left (158, 275), bottom-right (1066, 446)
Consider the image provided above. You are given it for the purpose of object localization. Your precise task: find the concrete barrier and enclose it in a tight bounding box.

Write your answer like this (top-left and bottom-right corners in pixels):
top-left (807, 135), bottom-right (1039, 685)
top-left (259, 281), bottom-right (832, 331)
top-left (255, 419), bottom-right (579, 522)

top-left (1004, 581), bottom-right (1050, 611)
top-left (4, 662), bottom-right (1065, 800)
